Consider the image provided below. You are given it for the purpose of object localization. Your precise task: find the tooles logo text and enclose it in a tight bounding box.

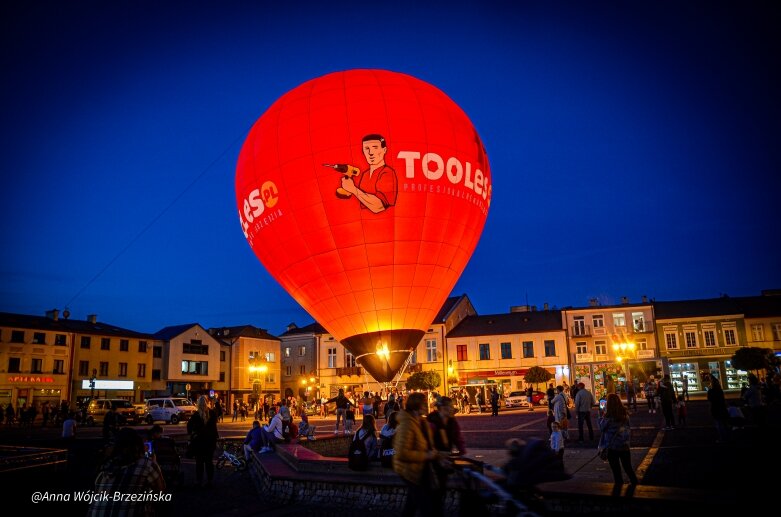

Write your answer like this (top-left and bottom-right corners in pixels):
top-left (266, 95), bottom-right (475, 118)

top-left (239, 150), bottom-right (490, 240)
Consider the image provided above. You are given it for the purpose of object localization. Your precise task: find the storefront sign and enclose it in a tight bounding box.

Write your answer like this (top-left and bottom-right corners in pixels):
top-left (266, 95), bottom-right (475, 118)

top-left (7, 376), bottom-right (55, 383)
top-left (80, 379), bottom-right (134, 390)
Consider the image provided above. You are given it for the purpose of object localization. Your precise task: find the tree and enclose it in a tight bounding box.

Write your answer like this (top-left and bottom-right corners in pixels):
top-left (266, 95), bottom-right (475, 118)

top-left (524, 366), bottom-right (553, 390)
top-left (731, 347), bottom-right (776, 374)
top-left (406, 371), bottom-right (441, 391)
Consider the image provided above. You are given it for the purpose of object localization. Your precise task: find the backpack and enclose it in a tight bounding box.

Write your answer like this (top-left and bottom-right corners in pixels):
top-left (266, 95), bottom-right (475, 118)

top-left (348, 432), bottom-right (370, 471)
top-left (379, 433), bottom-right (395, 468)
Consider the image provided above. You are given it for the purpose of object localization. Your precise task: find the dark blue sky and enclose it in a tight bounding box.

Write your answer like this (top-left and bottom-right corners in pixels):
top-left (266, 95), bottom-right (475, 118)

top-left (2, 1), bottom-right (779, 334)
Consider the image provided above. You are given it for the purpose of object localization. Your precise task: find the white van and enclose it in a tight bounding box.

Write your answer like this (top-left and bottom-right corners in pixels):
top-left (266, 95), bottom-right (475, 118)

top-left (145, 397), bottom-right (196, 425)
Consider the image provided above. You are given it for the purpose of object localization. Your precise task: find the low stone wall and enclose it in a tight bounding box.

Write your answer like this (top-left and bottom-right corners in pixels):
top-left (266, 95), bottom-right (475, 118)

top-left (248, 436), bottom-right (463, 512)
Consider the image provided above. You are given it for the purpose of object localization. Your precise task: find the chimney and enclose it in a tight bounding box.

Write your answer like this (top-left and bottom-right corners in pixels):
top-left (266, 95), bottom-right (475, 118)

top-left (543, 302), bottom-right (549, 311)
top-left (589, 298), bottom-right (598, 307)
top-left (510, 305), bottom-right (530, 313)
top-left (286, 322), bottom-right (298, 332)
top-left (641, 295), bottom-right (648, 303)
top-left (531, 305), bottom-right (537, 312)
top-left (621, 296), bottom-right (629, 304)
top-left (46, 309), bottom-right (59, 321)
top-left (87, 314), bottom-right (97, 324)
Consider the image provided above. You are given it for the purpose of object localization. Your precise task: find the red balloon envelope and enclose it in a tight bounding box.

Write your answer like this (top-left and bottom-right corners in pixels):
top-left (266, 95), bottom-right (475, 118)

top-left (236, 69), bottom-right (491, 382)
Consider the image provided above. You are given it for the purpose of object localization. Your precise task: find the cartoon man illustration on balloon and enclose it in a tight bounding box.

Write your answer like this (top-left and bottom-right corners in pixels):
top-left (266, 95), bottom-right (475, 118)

top-left (323, 133), bottom-right (398, 213)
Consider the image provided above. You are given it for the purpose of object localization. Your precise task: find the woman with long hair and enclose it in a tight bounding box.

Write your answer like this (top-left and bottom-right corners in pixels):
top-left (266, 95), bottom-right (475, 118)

top-left (187, 395), bottom-right (219, 487)
top-left (355, 414), bottom-right (379, 459)
top-left (598, 393), bottom-right (639, 486)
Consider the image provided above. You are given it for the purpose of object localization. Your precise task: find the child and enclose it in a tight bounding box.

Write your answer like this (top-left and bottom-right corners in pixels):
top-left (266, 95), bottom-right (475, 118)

top-left (549, 421), bottom-right (565, 465)
top-left (298, 413), bottom-right (317, 441)
top-left (676, 394), bottom-right (687, 427)
top-left (345, 407), bottom-right (356, 435)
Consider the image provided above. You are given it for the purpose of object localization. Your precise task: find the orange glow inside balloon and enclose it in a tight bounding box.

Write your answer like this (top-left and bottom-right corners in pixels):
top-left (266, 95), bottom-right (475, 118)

top-left (236, 69), bottom-right (491, 382)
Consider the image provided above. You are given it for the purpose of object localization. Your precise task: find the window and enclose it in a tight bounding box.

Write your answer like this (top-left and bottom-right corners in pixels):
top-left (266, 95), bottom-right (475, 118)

top-left (137, 363), bottom-right (146, 377)
top-left (32, 332), bottom-right (46, 344)
top-left (613, 313), bottom-right (626, 327)
top-left (8, 358), bottom-right (21, 373)
top-left (773, 323), bottom-right (781, 341)
top-left (665, 331), bottom-right (678, 350)
top-left (31, 358), bottom-right (43, 373)
top-left (478, 343), bottom-right (490, 360)
top-left (751, 324), bottom-right (764, 341)
top-left (500, 342), bottom-right (512, 359)
top-left (284, 347), bottom-right (291, 357)
top-left (219, 372), bottom-right (225, 382)
top-left (345, 351), bottom-right (356, 368)
top-left (522, 341), bottom-right (534, 358)
top-left (285, 366), bottom-right (292, 376)
top-left (595, 341), bottom-right (607, 356)
top-left (152, 369), bottom-right (161, 380)
top-left (636, 338), bottom-right (648, 350)
top-left (544, 340), bottom-right (556, 357)
top-left (55, 334), bottom-right (66, 346)
top-left (53, 359), bottom-right (64, 374)
top-left (298, 346), bottom-right (306, 356)
top-left (80, 336), bottom-right (91, 349)
top-left (724, 327), bottom-right (737, 346)
top-left (456, 344), bottom-right (468, 361)
top-left (181, 360), bottom-right (208, 375)
top-left (99, 362), bottom-right (109, 376)
top-left (153, 346), bottom-right (162, 358)
top-left (327, 348), bottom-right (336, 368)
top-left (684, 330), bottom-right (697, 348)
top-left (632, 312), bottom-right (645, 332)
top-left (265, 372), bottom-right (276, 384)
top-left (183, 341), bottom-right (209, 354)
top-left (703, 329), bottom-right (717, 347)
top-left (300, 365), bottom-right (306, 375)
top-left (101, 338), bottom-right (110, 350)
top-left (119, 339), bottom-right (129, 351)
top-left (592, 315), bottom-right (604, 328)
top-left (138, 340), bottom-right (147, 353)
top-left (11, 330), bottom-right (24, 343)
top-left (264, 352), bottom-right (276, 362)
top-left (573, 316), bottom-right (586, 336)
top-left (576, 342), bottom-right (587, 354)
top-left (79, 361), bottom-right (89, 376)
top-left (426, 339), bottom-right (437, 362)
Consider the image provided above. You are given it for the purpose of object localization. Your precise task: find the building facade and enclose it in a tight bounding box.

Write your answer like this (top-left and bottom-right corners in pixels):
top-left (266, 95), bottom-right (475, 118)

top-left (563, 299), bottom-right (659, 401)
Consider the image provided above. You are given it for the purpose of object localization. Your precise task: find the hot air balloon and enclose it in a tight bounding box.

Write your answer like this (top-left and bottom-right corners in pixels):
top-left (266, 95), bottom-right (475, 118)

top-left (235, 69), bottom-right (491, 382)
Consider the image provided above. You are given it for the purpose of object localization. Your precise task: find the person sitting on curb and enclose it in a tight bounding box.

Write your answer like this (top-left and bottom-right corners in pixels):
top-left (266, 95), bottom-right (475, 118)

top-left (298, 413), bottom-right (317, 441)
top-left (258, 408), bottom-right (286, 453)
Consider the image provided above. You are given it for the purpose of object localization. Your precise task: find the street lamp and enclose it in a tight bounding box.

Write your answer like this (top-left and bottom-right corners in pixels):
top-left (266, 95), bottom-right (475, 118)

top-left (249, 361), bottom-right (268, 405)
top-left (613, 342), bottom-right (637, 393)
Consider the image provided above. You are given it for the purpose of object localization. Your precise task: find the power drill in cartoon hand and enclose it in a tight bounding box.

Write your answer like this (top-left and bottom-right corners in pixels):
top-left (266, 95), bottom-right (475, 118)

top-left (323, 163), bottom-right (360, 199)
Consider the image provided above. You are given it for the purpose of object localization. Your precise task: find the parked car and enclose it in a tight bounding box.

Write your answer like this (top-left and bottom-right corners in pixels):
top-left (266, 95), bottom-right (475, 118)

top-left (133, 403), bottom-right (148, 419)
top-left (145, 397), bottom-right (196, 425)
top-left (504, 390), bottom-right (548, 408)
top-left (86, 398), bottom-right (138, 426)
top-left (301, 401), bottom-right (320, 416)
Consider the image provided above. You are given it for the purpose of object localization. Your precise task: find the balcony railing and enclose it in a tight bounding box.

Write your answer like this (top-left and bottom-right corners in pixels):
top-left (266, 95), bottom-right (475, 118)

top-left (631, 321), bottom-right (654, 333)
top-left (336, 366), bottom-right (363, 377)
top-left (572, 324), bottom-right (591, 337)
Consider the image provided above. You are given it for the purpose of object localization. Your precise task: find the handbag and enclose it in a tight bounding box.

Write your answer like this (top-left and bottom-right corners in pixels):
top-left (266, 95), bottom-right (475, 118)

top-left (597, 424), bottom-right (623, 462)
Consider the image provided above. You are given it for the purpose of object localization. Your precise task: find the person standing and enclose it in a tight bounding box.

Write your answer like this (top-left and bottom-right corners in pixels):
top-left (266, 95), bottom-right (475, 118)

top-left (187, 395), bottom-right (219, 488)
top-left (574, 383), bottom-right (595, 443)
top-left (681, 375), bottom-right (689, 402)
top-left (707, 376), bottom-right (731, 443)
top-left (393, 392), bottom-right (446, 517)
top-left (551, 386), bottom-right (568, 438)
top-left (625, 378), bottom-right (637, 412)
top-left (327, 388), bottom-right (353, 434)
top-left (526, 385), bottom-right (535, 412)
top-left (103, 405), bottom-right (118, 440)
top-left (598, 393), bottom-right (639, 486)
top-left (644, 376), bottom-right (657, 414)
top-left (549, 421), bottom-right (565, 466)
top-left (489, 387), bottom-right (500, 416)
top-left (657, 374), bottom-right (677, 430)
top-left (62, 411), bottom-right (77, 442)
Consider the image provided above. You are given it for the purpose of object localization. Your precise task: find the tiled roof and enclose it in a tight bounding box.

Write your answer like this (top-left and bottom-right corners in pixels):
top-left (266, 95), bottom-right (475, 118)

top-left (209, 325), bottom-right (280, 340)
top-left (0, 311), bottom-right (153, 338)
top-left (735, 295), bottom-right (781, 318)
top-left (153, 323), bottom-right (202, 340)
top-left (447, 310), bottom-right (563, 337)
top-left (279, 322), bottom-right (327, 337)
top-left (433, 295), bottom-right (468, 323)
top-left (652, 298), bottom-right (744, 319)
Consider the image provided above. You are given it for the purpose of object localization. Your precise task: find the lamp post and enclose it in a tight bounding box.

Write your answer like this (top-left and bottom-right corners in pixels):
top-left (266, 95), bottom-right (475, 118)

top-left (613, 342), bottom-right (637, 398)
